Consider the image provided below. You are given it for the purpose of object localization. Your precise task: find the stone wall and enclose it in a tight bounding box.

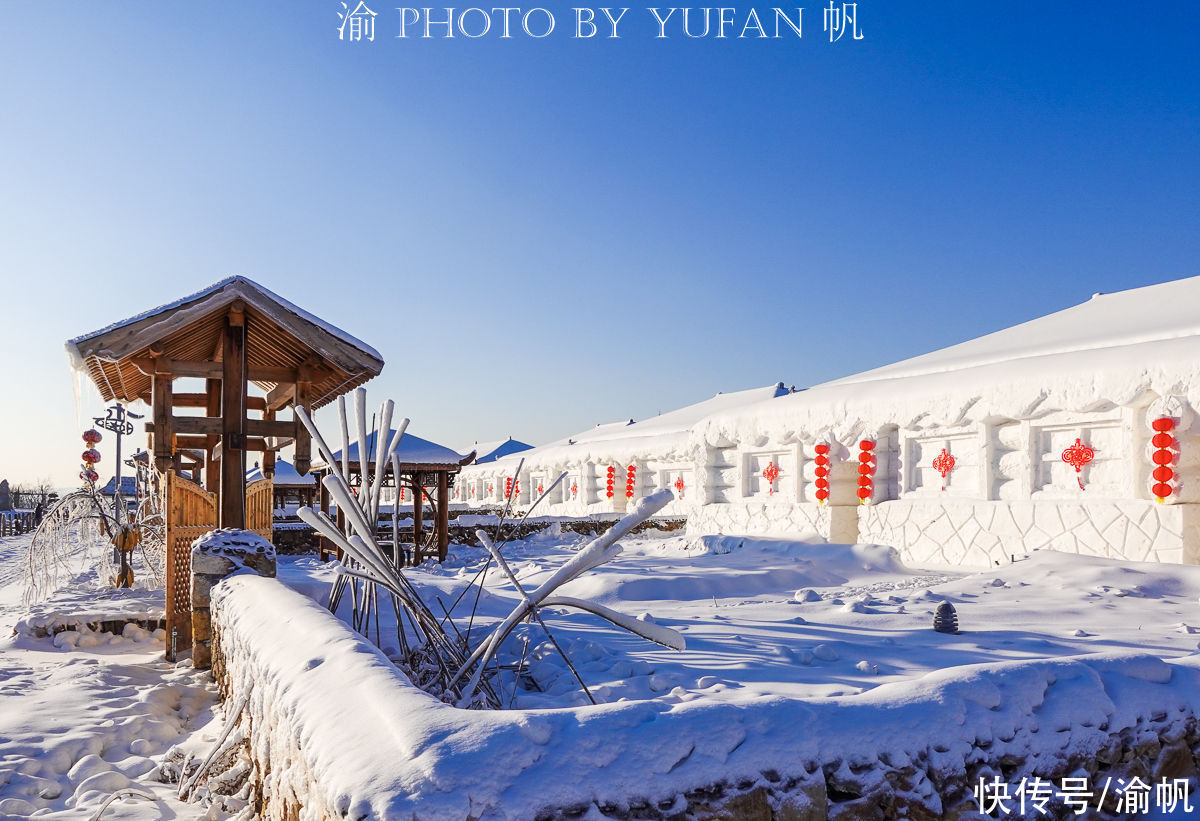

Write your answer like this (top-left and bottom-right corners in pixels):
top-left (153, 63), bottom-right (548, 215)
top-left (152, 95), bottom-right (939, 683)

top-left (191, 528), bottom-right (276, 669)
top-left (208, 574), bottom-right (1200, 820)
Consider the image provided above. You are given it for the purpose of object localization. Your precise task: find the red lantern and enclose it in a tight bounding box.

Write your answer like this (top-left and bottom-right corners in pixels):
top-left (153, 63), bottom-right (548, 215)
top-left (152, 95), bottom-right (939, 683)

top-left (1153, 482), bottom-right (1174, 499)
top-left (857, 464), bottom-right (871, 476)
top-left (1153, 450), bottom-right (1174, 466)
top-left (80, 469), bottom-right (98, 484)
top-left (815, 488), bottom-right (830, 501)
top-left (856, 486), bottom-right (872, 499)
top-left (858, 476), bottom-right (872, 487)
top-left (1152, 417), bottom-right (1175, 432)
top-left (858, 451), bottom-right (872, 463)
top-left (815, 466), bottom-right (829, 478)
top-left (814, 477), bottom-right (829, 489)
top-left (814, 444), bottom-right (829, 455)
top-left (814, 455), bottom-right (830, 467)
top-left (1152, 433), bottom-right (1175, 449)
top-left (1154, 466), bottom-right (1173, 482)
top-left (82, 429), bottom-right (102, 445)
top-left (858, 440), bottom-right (875, 451)
top-left (82, 449), bottom-right (101, 464)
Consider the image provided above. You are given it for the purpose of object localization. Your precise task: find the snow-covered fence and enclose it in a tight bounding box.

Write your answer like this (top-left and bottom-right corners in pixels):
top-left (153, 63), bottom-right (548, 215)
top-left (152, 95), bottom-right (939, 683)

top-left (208, 573), bottom-right (1200, 820)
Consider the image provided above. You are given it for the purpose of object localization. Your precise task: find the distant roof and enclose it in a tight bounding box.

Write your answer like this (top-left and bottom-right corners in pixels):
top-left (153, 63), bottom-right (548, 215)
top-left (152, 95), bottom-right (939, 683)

top-left (247, 460), bottom-right (316, 485)
top-left (312, 429), bottom-right (470, 471)
top-left (99, 476), bottom-right (138, 496)
top-left (66, 276), bottom-right (384, 411)
top-left (460, 438), bottom-right (533, 464)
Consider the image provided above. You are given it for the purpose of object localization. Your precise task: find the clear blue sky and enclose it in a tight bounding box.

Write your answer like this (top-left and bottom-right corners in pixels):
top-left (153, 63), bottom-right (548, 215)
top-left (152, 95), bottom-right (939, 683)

top-left (1, 1), bottom-right (1197, 487)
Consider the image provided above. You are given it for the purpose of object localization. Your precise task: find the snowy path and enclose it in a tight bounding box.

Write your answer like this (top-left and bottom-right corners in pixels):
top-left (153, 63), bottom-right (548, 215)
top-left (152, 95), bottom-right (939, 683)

top-left (0, 534), bottom-right (229, 820)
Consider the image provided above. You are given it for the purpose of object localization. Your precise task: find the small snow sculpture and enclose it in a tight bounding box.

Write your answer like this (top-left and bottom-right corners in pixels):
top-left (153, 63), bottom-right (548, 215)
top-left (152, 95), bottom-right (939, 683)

top-left (933, 601), bottom-right (959, 634)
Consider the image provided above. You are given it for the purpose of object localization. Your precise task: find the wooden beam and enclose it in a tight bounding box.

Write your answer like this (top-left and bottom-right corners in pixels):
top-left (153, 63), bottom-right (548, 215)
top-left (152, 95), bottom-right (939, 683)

top-left (174, 393), bottom-right (266, 411)
top-left (149, 417), bottom-right (297, 438)
top-left (412, 472), bottom-right (424, 563)
top-left (205, 378), bottom-right (221, 494)
top-left (219, 306), bottom-right (247, 528)
top-left (132, 357), bottom-right (299, 384)
top-left (265, 382), bottom-right (296, 411)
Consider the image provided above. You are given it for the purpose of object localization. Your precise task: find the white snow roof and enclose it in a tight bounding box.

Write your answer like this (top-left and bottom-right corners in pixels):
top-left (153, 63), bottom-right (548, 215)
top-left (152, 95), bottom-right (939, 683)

top-left (246, 460), bottom-right (316, 485)
top-left (695, 275), bottom-right (1200, 449)
top-left (459, 438), bottom-right (534, 464)
top-left (312, 429), bottom-right (468, 470)
top-left (480, 383), bottom-right (793, 469)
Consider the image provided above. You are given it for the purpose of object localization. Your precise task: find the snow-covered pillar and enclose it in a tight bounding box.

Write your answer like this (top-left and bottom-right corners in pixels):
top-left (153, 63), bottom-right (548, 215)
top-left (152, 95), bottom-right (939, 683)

top-left (825, 442), bottom-right (861, 544)
top-left (191, 528), bottom-right (277, 670)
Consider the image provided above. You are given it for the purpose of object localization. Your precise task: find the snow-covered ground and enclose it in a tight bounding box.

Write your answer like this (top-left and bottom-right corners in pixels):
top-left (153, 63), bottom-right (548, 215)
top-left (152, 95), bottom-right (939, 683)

top-left (5, 522), bottom-right (1200, 818)
top-left (281, 527), bottom-right (1200, 709)
top-left (0, 533), bottom-right (232, 820)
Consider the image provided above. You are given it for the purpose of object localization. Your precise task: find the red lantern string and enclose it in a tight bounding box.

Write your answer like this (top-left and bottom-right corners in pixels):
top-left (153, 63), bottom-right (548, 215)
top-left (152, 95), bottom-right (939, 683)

top-left (857, 439), bottom-right (876, 504)
top-left (813, 444), bottom-right (830, 502)
top-left (1151, 417), bottom-right (1177, 502)
top-left (1061, 438), bottom-right (1095, 491)
top-left (606, 466), bottom-right (616, 499)
top-left (625, 465), bottom-right (636, 500)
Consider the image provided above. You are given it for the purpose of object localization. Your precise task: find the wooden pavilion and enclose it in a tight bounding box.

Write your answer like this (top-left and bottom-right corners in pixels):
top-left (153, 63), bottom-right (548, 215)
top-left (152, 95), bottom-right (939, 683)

top-left (311, 432), bottom-right (474, 564)
top-left (67, 276), bottom-right (384, 657)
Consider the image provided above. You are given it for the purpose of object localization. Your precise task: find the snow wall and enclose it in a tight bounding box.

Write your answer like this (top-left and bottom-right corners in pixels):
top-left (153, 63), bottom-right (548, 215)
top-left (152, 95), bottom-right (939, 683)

top-left (211, 574), bottom-right (1200, 820)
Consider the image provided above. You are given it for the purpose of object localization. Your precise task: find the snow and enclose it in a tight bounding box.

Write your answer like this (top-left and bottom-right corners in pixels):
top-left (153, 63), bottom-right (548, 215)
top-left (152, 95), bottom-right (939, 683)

top-left (246, 459), bottom-right (315, 485)
top-left (695, 276), bottom-right (1200, 447)
top-left (459, 438), bottom-right (534, 464)
top-left (65, 275), bottom-right (383, 373)
top-left (313, 428), bottom-right (467, 468)
top-left (0, 534), bottom-right (229, 820)
top-left (209, 531), bottom-right (1200, 818)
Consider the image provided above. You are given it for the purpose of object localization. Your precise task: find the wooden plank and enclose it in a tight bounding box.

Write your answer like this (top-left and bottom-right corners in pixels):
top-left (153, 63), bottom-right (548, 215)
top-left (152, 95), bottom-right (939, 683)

top-left (150, 416), bottom-right (296, 438)
top-left (220, 307), bottom-right (247, 528)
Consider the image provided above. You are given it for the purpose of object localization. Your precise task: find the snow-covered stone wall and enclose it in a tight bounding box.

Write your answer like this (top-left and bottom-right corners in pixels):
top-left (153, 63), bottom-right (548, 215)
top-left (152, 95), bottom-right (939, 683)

top-left (858, 500), bottom-right (1200, 569)
top-left (210, 574), bottom-right (1200, 821)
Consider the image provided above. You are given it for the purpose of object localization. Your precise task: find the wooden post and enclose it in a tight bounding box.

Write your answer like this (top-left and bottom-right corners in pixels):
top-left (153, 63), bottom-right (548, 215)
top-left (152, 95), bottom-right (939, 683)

top-left (204, 378), bottom-right (221, 494)
top-left (151, 358), bottom-right (174, 473)
top-left (294, 375), bottom-right (312, 476)
top-left (412, 472), bottom-right (424, 563)
top-left (318, 470), bottom-right (332, 561)
top-left (437, 471), bottom-right (450, 561)
top-left (220, 304), bottom-right (247, 529)
top-left (262, 408), bottom-right (277, 479)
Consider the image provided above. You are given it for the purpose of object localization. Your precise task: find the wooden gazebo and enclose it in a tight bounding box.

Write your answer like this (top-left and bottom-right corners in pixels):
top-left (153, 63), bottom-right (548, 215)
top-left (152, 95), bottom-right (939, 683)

top-left (67, 276), bottom-right (384, 657)
top-left (311, 432), bottom-right (474, 563)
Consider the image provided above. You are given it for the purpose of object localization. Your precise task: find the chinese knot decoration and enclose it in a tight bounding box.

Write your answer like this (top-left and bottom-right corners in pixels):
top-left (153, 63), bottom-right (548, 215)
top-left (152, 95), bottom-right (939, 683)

top-left (487, 484), bottom-right (493, 496)
top-left (813, 443), bottom-right (831, 503)
top-left (932, 448), bottom-right (955, 490)
top-left (605, 466), bottom-right (616, 499)
top-left (673, 475), bottom-right (685, 498)
top-left (1150, 417), bottom-right (1178, 502)
top-left (570, 481), bottom-right (578, 499)
top-left (857, 439), bottom-right (876, 504)
top-left (625, 465), bottom-right (637, 500)
top-left (1061, 438), bottom-right (1095, 491)
top-left (537, 483), bottom-right (544, 497)
top-left (762, 461), bottom-right (780, 495)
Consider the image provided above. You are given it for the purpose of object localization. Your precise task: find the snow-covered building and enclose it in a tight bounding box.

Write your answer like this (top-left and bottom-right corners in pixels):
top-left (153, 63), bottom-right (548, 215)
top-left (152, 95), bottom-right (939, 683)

top-left (458, 437), bottom-right (533, 465)
top-left (456, 384), bottom-right (796, 516)
top-left (466, 277), bottom-right (1200, 568)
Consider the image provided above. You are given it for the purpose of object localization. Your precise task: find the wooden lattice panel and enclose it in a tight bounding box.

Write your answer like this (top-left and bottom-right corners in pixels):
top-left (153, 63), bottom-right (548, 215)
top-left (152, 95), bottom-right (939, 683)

top-left (245, 478), bottom-right (274, 542)
top-left (164, 472), bottom-right (216, 659)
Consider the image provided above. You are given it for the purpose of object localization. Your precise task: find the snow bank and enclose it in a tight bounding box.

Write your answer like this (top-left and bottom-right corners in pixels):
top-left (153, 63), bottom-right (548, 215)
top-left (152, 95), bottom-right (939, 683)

top-left (209, 574), bottom-right (1200, 820)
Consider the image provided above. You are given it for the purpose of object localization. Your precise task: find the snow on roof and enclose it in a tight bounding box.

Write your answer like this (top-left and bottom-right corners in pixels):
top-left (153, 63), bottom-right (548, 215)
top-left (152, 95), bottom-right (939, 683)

top-left (99, 476), bottom-right (137, 496)
top-left (314, 429), bottom-right (468, 469)
top-left (246, 460), bottom-right (316, 485)
top-left (67, 275), bottom-right (382, 364)
top-left (694, 275), bottom-right (1200, 449)
top-left (479, 384), bottom-right (793, 470)
top-left (459, 438), bottom-right (534, 464)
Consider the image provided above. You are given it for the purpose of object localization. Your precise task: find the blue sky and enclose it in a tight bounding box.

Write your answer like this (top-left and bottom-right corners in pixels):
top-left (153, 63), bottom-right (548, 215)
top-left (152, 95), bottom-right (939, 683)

top-left (1, 1), bottom-right (1197, 486)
